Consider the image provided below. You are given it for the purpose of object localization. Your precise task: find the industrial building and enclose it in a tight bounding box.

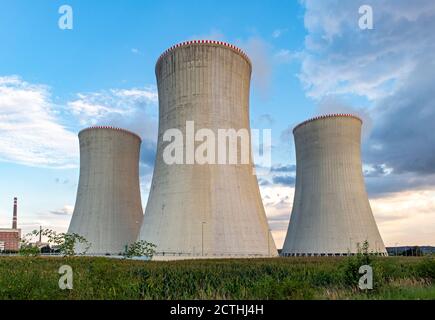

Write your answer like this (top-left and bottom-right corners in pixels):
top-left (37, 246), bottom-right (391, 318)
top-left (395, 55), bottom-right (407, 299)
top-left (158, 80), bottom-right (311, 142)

top-left (138, 40), bottom-right (277, 258)
top-left (68, 126), bottom-right (144, 254)
top-left (0, 197), bottom-right (21, 252)
top-left (281, 114), bottom-right (387, 256)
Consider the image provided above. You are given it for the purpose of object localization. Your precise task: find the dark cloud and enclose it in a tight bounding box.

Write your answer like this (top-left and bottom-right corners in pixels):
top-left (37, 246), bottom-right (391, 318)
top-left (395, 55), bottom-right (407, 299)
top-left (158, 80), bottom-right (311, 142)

top-left (268, 213), bottom-right (291, 223)
top-left (365, 60), bottom-right (435, 175)
top-left (49, 211), bottom-right (69, 216)
top-left (315, 97), bottom-right (373, 139)
top-left (49, 206), bottom-right (73, 216)
top-left (300, 0), bottom-right (435, 100)
top-left (94, 97), bottom-right (158, 177)
top-left (363, 164), bottom-right (390, 178)
top-left (365, 172), bottom-right (435, 198)
top-left (272, 175), bottom-right (296, 186)
top-left (271, 164), bottom-right (296, 173)
top-left (360, 59), bottom-right (435, 196)
top-left (258, 178), bottom-right (271, 186)
top-left (140, 140), bottom-right (157, 168)
top-left (297, 0), bottom-right (435, 197)
top-left (258, 164), bottom-right (297, 188)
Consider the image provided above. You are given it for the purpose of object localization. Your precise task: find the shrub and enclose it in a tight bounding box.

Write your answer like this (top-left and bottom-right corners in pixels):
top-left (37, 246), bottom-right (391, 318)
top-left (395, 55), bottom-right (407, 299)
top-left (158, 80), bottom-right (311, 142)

top-left (18, 241), bottom-right (40, 257)
top-left (124, 241), bottom-right (157, 259)
top-left (26, 229), bottom-right (91, 256)
top-left (341, 240), bottom-right (373, 287)
top-left (415, 256), bottom-right (435, 280)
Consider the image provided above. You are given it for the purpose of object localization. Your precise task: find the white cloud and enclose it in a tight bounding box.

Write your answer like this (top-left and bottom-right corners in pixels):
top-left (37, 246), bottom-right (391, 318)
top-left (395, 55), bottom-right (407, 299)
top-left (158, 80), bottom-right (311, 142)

top-left (0, 76), bottom-right (158, 170)
top-left (68, 86), bottom-right (158, 127)
top-left (275, 49), bottom-right (291, 58)
top-left (371, 189), bottom-right (435, 246)
top-left (0, 76), bottom-right (78, 168)
top-left (259, 184), bottom-right (294, 248)
top-left (237, 37), bottom-right (272, 97)
top-left (299, 0), bottom-right (435, 100)
top-left (295, 1), bottom-right (435, 246)
top-left (187, 32), bottom-right (286, 98)
top-left (314, 96), bottom-right (374, 139)
top-left (18, 205), bottom-right (75, 236)
top-left (272, 28), bottom-right (287, 38)
top-left (50, 205), bottom-right (74, 216)
top-left (299, 0), bottom-right (435, 186)
top-left (274, 49), bottom-right (305, 65)
top-left (113, 88), bottom-right (158, 101)
top-left (260, 180), bottom-right (435, 249)
top-left (67, 86), bottom-right (159, 174)
top-left (68, 99), bottom-right (123, 121)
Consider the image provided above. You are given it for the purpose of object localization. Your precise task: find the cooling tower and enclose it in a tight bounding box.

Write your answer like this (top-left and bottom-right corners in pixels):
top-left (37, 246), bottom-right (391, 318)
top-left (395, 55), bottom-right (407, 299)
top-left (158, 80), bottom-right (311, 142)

top-left (68, 126), bottom-right (143, 254)
top-left (138, 40), bottom-right (277, 258)
top-left (282, 114), bottom-right (387, 256)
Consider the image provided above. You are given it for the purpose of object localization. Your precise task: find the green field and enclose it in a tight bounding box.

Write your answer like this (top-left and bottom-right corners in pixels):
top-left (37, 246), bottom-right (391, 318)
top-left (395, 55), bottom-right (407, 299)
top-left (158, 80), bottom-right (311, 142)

top-left (0, 256), bottom-right (434, 300)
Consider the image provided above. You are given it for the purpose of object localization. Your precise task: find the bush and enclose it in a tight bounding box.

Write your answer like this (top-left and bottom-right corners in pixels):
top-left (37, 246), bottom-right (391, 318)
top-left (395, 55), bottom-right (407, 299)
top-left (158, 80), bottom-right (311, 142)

top-left (415, 256), bottom-right (435, 280)
top-left (124, 241), bottom-right (157, 259)
top-left (340, 240), bottom-right (373, 287)
top-left (24, 229), bottom-right (91, 256)
top-left (18, 242), bottom-right (40, 257)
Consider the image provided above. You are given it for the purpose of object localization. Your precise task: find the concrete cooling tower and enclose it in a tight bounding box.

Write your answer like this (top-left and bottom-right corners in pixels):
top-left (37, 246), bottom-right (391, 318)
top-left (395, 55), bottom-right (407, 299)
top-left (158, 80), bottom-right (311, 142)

top-left (68, 126), bottom-right (144, 254)
top-left (282, 114), bottom-right (387, 256)
top-left (138, 40), bottom-right (277, 258)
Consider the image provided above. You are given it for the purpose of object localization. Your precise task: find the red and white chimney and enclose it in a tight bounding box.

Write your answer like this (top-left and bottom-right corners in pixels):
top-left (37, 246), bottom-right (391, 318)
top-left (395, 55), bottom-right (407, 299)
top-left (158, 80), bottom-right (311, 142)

top-left (12, 197), bottom-right (17, 230)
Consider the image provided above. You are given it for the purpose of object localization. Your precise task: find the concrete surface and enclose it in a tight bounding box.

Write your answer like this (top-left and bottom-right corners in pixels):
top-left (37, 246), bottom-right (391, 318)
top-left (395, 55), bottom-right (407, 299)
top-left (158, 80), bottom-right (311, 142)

top-left (282, 115), bottom-right (387, 256)
top-left (68, 127), bottom-right (144, 254)
top-left (138, 41), bottom-right (277, 258)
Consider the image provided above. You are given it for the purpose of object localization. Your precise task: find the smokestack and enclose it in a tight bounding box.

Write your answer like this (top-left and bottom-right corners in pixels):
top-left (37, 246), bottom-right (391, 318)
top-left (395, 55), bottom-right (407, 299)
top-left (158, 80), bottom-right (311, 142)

top-left (12, 197), bottom-right (17, 230)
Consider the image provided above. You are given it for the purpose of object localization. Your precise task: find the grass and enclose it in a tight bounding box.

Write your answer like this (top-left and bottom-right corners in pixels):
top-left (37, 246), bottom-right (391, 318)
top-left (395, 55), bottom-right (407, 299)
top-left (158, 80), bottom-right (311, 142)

top-left (0, 256), bottom-right (433, 300)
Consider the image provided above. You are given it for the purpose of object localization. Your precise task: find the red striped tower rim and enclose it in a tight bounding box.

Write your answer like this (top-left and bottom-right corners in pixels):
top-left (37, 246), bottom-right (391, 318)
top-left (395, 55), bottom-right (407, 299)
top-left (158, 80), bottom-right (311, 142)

top-left (293, 114), bottom-right (363, 133)
top-left (156, 40), bottom-right (252, 68)
top-left (79, 126), bottom-right (142, 141)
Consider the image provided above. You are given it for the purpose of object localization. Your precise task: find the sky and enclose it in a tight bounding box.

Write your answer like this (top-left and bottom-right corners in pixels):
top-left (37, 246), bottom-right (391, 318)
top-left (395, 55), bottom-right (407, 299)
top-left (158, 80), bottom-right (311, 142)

top-left (0, 0), bottom-right (434, 248)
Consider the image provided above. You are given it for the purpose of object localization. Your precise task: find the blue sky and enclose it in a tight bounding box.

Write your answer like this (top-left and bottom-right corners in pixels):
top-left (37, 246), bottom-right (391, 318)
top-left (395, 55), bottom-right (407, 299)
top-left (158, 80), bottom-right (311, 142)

top-left (1, 0), bottom-right (434, 248)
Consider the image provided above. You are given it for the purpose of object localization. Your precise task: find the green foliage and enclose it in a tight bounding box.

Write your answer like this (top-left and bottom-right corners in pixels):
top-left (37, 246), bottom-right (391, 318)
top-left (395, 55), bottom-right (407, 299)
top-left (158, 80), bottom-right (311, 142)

top-left (124, 241), bottom-right (157, 259)
top-left (27, 229), bottom-right (91, 256)
top-left (340, 240), bottom-right (373, 287)
top-left (415, 256), bottom-right (435, 280)
top-left (0, 256), bottom-right (433, 300)
top-left (18, 239), bottom-right (40, 257)
top-left (250, 275), bottom-right (315, 299)
top-left (402, 246), bottom-right (424, 256)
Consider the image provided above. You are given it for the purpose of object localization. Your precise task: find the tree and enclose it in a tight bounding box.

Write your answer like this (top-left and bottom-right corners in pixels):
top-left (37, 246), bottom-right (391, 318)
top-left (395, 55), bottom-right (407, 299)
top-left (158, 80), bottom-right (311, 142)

top-left (18, 238), bottom-right (40, 256)
top-left (124, 240), bottom-right (157, 259)
top-left (28, 229), bottom-right (91, 257)
top-left (402, 246), bottom-right (424, 256)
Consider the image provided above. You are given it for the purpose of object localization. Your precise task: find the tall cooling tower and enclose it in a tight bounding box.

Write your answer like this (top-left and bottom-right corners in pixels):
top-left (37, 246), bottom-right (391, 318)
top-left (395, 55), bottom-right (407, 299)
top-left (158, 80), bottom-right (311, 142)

top-left (138, 40), bottom-right (277, 258)
top-left (282, 114), bottom-right (387, 256)
top-left (69, 126), bottom-right (144, 254)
